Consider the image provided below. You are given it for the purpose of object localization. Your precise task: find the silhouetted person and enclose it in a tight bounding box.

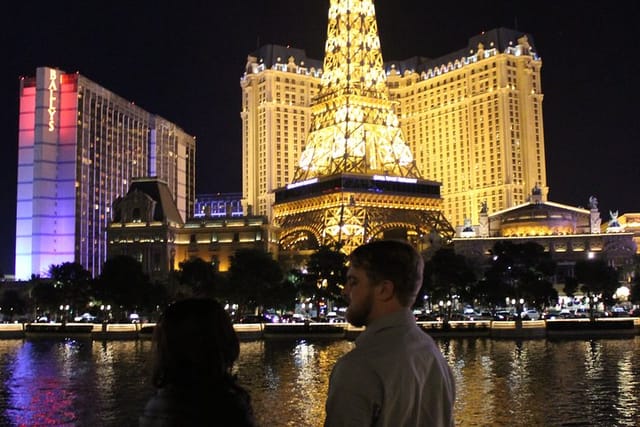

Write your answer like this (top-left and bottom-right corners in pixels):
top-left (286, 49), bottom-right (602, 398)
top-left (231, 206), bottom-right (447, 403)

top-left (324, 240), bottom-right (456, 426)
top-left (140, 298), bottom-right (255, 426)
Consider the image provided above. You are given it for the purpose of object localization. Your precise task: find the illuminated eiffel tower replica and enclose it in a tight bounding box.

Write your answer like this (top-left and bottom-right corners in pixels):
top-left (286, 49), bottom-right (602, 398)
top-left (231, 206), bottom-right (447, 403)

top-left (272, 0), bottom-right (454, 254)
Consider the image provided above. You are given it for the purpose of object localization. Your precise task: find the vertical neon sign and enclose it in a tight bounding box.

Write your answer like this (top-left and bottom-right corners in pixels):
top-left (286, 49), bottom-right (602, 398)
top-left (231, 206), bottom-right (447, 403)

top-left (48, 69), bottom-right (57, 132)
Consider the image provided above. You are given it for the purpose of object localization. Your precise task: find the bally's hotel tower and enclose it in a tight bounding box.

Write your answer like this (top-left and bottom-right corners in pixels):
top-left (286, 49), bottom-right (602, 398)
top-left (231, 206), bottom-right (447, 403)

top-left (15, 67), bottom-right (195, 279)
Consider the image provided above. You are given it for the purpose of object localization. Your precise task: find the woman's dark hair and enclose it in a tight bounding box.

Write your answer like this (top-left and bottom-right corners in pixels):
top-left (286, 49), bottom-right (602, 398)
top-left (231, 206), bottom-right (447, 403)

top-left (151, 298), bottom-right (239, 389)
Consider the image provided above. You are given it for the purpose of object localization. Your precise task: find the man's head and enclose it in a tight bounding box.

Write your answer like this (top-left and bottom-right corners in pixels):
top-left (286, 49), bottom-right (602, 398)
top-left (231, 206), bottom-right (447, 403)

top-left (343, 239), bottom-right (424, 326)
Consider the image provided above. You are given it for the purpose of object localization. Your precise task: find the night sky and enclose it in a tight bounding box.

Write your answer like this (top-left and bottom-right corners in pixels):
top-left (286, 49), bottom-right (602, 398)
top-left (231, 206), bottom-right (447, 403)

top-left (2, 1), bottom-right (639, 276)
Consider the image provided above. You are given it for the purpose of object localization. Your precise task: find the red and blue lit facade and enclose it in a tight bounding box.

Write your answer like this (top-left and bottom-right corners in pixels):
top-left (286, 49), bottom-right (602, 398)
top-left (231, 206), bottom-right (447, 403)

top-left (15, 67), bottom-right (195, 279)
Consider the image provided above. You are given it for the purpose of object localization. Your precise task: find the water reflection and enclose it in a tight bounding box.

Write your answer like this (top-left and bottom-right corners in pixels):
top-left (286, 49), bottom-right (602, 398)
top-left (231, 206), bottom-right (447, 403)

top-left (447, 338), bottom-right (640, 427)
top-left (0, 337), bottom-right (638, 426)
top-left (0, 339), bottom-right (153, 426)
top-left (8, 340), bottom-right (81, 425)
top-left (236, 339), bottom-right (354, 427)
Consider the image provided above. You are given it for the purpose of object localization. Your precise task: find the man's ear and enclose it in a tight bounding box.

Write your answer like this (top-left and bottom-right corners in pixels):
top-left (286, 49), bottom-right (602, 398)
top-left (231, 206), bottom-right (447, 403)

top-left (376, 280), bottom-right (395, 301)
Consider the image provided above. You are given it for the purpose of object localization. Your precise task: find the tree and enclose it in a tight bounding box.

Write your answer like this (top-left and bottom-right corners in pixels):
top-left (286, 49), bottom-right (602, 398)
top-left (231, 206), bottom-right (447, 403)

top-left (631, 278), bottom-right (640, 305)
top-left (31, 278), bottom-right (63, 318)
top-left (0, 289), bottom-right (27, 321)
top-left (483, 241), bottom-right (557, 323)
top-left (48, 262), bottom-right (93, 317)
top-left (97, 255), bottom-right (160, 320)
top-left (629, 255), bottom-right (640, 304)
top-left (422, 247), bottom-right (476, 315)
top-left (304, 244), bottom-right (348, 310)
top-left (227, 249), bottom-right (284, 316)
top-left (574, 259), bottom-right (620, 311)
top-left (277, 268), bottom-right (309, 312)
top-left (474, 277), bottom-right (510, 309)
top-left (563, 276), bottom-right (579, 300)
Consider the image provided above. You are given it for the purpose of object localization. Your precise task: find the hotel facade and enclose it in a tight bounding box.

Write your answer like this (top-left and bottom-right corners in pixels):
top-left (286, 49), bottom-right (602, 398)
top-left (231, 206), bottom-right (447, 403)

top-left (241, 28), bottom-right (546, 229)
top-left (15, 67), bottom-right (195, 279)
top-left (108, 178), bottom-right (277, 282)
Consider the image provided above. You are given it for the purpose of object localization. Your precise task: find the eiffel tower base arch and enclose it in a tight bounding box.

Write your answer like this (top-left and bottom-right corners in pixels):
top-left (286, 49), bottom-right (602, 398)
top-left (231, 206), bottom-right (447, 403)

top-left (273, 174), bottom-right (454, 255)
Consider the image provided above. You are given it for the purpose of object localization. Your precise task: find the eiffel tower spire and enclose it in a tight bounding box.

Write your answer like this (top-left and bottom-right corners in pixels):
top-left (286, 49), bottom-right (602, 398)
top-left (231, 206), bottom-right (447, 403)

top-left (273, 0), bottom-right (453, 255)
top-left (319, 0), bottom-right (387, 100)
top-left (294, 0), bottom-right (420, 181)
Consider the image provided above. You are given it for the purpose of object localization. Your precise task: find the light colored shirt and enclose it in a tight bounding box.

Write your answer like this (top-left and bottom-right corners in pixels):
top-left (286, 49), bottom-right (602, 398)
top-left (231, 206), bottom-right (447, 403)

top-left (324, 309), bottom-right (456, 426)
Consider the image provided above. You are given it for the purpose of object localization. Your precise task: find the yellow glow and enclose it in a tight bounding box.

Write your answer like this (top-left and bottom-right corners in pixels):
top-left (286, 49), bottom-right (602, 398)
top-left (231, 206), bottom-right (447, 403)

top-left (294, 0), bottom-right (419, 181)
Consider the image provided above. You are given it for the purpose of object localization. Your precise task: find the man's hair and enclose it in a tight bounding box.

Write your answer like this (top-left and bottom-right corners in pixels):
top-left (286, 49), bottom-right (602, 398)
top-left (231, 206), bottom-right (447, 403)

top-left (349, 239), bottom-right (424, 307)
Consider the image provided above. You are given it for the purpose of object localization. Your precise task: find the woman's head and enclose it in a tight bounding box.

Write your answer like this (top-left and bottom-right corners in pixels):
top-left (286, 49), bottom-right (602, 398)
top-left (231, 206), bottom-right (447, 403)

top-left (151, 298), bottom-right (239, 389)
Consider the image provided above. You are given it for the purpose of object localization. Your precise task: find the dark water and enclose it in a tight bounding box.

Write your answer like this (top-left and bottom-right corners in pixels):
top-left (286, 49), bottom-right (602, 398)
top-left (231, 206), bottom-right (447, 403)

top-left (0, 337), bottom-right (639, 426)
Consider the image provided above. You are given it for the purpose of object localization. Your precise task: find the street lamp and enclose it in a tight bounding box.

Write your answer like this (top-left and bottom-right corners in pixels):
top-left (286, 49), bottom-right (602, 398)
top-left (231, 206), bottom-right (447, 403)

top-left (510, 298), bottom-right (523, 328)
top-left (59, 305), bottom-right (70, 323)
top-left (100, 304), bottom-right (112, 323)
top-left (589, 296), bottom-right (599, 320)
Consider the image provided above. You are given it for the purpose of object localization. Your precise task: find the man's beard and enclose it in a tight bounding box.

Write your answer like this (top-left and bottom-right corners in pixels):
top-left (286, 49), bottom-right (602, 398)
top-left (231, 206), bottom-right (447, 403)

top-left (345, 292), bottom-right (374, 327)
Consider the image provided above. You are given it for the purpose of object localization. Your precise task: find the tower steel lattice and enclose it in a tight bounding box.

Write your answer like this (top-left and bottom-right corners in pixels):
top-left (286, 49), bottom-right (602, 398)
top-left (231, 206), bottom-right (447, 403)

top-left (273, 0), bottom-right (454, 254)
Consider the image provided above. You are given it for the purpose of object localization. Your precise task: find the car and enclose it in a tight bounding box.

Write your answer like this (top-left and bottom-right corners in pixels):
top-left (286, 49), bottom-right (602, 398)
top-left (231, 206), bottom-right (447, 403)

top-left (415, 312), bottom-right (440, 322)
top-left (542, 310), bottom-right (562, 320)
top-left (610, 307), bottom-right (629, 317)
top-left (464, 311), bottom-right (492, 321)
top-left (493, 310), bottom-right (515, 321)
top-left (238, 314), bottom-right (275, 324)
top-left (574, 308), bottom-right (589, 318)
top-left (326, 312), bottom-right (346, 323)
top-left (521, 309), bottom-right (540, 320)
top-left (73, 313), bottom-right (97, 323)
top-left (280, 313), bottom-right (307, 323)
top-left (449, 313), bottom-right (471, 321)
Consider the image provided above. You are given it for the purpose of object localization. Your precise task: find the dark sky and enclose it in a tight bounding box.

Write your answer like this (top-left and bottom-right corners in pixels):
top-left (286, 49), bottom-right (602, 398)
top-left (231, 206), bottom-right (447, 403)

top-left (2, 1), bottom-right (639, 276)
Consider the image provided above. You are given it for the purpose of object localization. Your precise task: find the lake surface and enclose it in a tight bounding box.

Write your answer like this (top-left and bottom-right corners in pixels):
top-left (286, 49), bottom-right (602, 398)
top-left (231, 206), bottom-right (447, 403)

top-left (0, 336), bottom-right (638, 426)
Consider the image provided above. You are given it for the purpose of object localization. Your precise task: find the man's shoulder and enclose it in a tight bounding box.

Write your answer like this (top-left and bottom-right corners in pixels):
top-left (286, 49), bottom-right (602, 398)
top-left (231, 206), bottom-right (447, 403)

top-left (332, 345), bottom-right (375, 376)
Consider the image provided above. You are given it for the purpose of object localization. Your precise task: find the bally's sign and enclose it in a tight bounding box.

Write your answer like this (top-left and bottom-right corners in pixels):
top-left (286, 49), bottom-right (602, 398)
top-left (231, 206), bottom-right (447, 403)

top-left (48, 69), bottom-right (58, 132)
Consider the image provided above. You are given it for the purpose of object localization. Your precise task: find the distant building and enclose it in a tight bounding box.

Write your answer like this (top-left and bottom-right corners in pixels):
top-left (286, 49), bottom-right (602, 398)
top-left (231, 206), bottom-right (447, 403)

top-left (615, 213), bottom-right (640, 254)
top-left (387, 28), bottom-right (547, 228)
top-left (108, 179), bottom-right (277, 280)
top-left (108, 178), bottom-right (183, 282)
top-left (15, 67), bottom-right (195, 278)
top-left (241, 46), bottom-right (323, 222)
top-left (241, 28), bottom-right (547, 229)
top-left (194, 193), bottom-right (243, 218)
top-left (453, 190), bottom-right (636, 284)
top-left (176, 215), bottom-right (278, 273)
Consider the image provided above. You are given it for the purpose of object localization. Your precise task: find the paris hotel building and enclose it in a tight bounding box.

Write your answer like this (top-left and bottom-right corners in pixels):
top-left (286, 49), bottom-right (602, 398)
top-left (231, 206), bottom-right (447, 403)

top-left (241, 28), bottom-right (547, 231)
top-left (15, 67), bottom-right (195, 279)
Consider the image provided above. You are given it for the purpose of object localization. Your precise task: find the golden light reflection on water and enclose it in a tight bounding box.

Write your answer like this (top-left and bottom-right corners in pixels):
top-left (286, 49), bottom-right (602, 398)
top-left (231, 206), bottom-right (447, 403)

top-left (237, 337), bottom-right (640, 427)
top-left (236, 340), bottom-right (354, 427)
top-left (0, 337), bottom-right (638, 426)
top-left (617, 352), bottom-right (638, 421)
